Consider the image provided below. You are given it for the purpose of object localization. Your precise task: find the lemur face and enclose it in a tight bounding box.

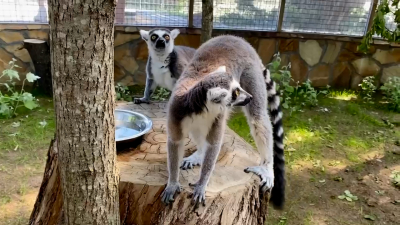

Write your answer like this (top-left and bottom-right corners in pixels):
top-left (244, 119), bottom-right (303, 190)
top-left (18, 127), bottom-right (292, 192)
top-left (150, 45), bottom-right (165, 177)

top-left (139, 28), bottom-right (180, 53)
top-left (229, 81), bottom-right (253, 107)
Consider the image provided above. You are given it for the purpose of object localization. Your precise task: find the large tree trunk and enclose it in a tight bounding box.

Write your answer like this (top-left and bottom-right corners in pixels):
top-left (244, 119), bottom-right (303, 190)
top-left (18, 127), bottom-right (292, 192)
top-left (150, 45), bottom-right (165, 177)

top-left (30, 102), bottom-right (269, 225)
top-left (47, 0), bottom-right (120, 224)
top-left (200, 0), bottom-right (213, 44)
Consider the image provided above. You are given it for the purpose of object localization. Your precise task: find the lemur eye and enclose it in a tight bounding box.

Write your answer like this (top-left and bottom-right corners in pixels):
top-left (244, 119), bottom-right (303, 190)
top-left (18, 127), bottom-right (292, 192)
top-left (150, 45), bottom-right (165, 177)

top-left (151, 35), bottom-right (157, 40)
top-left (165, 35), bottom-right (170, 40)
top-left (232, 88), bottom-right (239, 100)
top-left (235, 89), bottom-right (240, 96)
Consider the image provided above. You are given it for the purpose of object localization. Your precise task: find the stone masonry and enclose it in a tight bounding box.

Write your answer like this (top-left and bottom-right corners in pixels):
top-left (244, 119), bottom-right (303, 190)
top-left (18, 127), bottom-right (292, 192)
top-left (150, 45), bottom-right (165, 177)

top-left (0, 24), bottom-right (399, 89)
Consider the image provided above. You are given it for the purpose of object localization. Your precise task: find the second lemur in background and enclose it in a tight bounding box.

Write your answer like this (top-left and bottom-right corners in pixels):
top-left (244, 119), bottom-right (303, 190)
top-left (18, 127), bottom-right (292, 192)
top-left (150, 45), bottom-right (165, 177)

top-left (134, 28), bottom-right (196, 104)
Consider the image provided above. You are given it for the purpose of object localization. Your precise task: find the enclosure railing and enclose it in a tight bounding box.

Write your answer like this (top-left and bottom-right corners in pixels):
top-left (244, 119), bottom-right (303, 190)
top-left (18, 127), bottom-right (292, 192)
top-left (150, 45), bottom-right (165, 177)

top-left (0, 0), bottom-right (396, 38)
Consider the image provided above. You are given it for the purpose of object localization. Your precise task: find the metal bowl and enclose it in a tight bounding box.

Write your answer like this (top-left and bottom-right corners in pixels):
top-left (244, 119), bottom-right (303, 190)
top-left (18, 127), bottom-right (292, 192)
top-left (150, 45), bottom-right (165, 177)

top-left (115, 109), bottom-right (153, 143)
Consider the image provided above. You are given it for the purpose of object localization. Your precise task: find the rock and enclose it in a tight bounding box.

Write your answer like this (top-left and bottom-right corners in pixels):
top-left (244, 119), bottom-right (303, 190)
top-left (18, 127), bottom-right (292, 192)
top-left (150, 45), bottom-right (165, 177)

top-left (134, 41), bottom-right (149, 60)
top-left (309, 64), bottom-right (330, 87)
top-left (322, 41), bottom-right (342, 63)
top-left (352, 58), bottom-right (380, 77)
top-left (26, 25), bottom-right (43, 30)
top-left (258, 39), bottom-right (276, 64)
top-left (115, 48), bottom-right (139, 74)
top-left (0, 48), bottom-right (29, 84)
top-left (28, 30), bottom-right (49, 40)
top-left (0, 24), bottom-right (27, 31)
top-left (299, 40), bottom-right (323, 66)
top-left (373, 49), bottom-right (400, 64)
top-left (278, 39), bottom-right (299, 52)
top-left (381, 65), bottom-right (400, 83)
top-left (0, 31), bottom-right (25, 43)
top-left (175, 34), bottom-right (200, 49)
top-left (280, 53), bottom-right (290, 68)
top-left (125, 27), bottom-right (138, 33)
top-left (350, 75), bottom-right (363, 89)
top-left (289, 54), bottom-right (308, 84)
top-left (114, 33), bottom-right (140, 46)
top-left (114, 65), bottom-right (126, 81)
top-left (115, 48), bottom-right (130, 62)
top-left (14, 49), bottom-right (32, 63)
top-left (120, 75), bottom-right (134, 86)
top-left (337, 49), bottom-right (359, 62)
top-left (134, 71), bottom-right (147, 85)
top-left (332, 62), bottom-right (352, 88)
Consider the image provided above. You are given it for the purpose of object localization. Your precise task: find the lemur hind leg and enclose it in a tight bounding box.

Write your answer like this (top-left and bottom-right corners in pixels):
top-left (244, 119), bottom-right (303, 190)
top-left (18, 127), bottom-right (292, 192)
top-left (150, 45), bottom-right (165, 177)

top-left (189, 115), bottom-right (226, 208)
top-left (180, 132), bottom-right (206, 170)
top-left (241, 70), bottom-right (275, 195)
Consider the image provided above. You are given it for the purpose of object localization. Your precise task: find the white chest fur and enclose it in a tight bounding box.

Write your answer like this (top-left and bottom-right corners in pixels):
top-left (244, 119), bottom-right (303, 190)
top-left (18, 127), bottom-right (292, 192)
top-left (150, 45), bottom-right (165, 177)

top-left (151, 61), bottom-right (176, 91)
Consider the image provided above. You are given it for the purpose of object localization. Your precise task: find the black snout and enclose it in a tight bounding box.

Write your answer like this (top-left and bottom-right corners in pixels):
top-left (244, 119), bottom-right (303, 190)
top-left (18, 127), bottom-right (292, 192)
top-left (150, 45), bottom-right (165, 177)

top-left (155, 39), bottom-right (165, 49)
top-left (232, 95), bottom-right (252, 107)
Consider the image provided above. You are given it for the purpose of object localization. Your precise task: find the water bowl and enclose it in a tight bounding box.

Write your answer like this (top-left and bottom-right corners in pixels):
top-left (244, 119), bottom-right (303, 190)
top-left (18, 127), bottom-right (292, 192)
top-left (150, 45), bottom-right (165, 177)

top-left (115, 109), bottom-right (153, 143)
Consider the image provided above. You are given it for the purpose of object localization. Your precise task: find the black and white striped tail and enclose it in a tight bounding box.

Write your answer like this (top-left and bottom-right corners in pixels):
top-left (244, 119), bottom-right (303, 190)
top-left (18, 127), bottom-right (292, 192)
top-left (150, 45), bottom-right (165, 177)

top-left (263, 69), bottom-right (286, 209)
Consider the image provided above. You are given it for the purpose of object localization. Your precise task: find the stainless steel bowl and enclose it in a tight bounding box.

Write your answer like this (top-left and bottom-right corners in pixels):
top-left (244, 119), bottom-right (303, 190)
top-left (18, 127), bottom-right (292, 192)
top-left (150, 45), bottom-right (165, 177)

top-left (115, 109), bottom-right (153, 142)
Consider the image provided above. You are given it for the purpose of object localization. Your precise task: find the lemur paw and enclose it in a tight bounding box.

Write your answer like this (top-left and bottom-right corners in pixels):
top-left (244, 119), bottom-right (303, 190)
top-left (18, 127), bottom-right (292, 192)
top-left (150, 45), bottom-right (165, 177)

top-left (161, 183), bottom-right (182, 205)
top-left (244, 166), bottom-right (274, 195)
top-left (133, 97), bottom-right (150, 104)
top-left (188, 182), bottom-right (206, 208)
top-left (180, 152), bottom-right (203, 170)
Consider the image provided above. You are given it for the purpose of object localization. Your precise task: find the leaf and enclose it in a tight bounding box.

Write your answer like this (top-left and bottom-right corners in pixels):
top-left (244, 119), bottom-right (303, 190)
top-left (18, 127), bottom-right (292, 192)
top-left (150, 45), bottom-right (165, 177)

top-left (364, 215), bottom-right (376, 221)
top-left (285, 86), bottom-right (294, 93)
top-left (338, 195), bottom-right (346, 199)
top-left (24, 100), bottom-right (38, 110)
top-left (39, 120), bottom-right (47, 128)
top-left (9, 132), bottom-right (19, 137)
top-left (11, 122), bottom-right (20, 128)
top-left (345, 197), bottom-right (353, 202)
top-left (344, 190), bottom-right (351, 196)
top-left (26, 72), bottom-right (40, 82)
top-left (3, 69), bottom-right (20, 80)
top-left (282, 102), bottom-right (289, 109)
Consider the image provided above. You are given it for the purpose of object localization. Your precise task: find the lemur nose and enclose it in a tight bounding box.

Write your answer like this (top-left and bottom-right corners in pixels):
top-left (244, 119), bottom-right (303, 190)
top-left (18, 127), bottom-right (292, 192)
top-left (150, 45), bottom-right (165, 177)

top-left (156, 39), bottom-right (166, 49)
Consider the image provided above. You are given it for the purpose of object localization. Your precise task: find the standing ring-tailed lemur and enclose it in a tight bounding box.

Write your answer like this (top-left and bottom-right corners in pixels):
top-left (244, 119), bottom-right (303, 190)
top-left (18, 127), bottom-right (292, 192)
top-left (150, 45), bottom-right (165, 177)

top-left (134, 28), bottom-right (196, 104)
top-left (161, 35), bottom-right (286, 209)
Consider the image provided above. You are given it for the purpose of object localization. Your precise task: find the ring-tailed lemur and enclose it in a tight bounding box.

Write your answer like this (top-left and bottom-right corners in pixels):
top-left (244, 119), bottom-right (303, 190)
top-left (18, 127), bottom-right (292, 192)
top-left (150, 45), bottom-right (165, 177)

top-left (161, 35), bottom-right (286, 209)
top-left (134, 28), bottom-right (196, 104)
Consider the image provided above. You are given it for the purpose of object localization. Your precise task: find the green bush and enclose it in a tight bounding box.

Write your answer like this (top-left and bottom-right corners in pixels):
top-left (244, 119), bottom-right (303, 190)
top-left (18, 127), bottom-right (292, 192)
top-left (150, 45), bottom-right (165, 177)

top-left (0, 59), bottom-right (40, 118)
top-left (359, 76), bottom-right (377, 104)
top-left (380, 77), bottom-right (400, 112)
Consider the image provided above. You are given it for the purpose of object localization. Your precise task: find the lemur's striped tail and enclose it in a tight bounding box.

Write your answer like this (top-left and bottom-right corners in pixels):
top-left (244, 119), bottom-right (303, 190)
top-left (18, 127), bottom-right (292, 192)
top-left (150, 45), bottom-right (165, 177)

top-left (263, 69), bottom-right (286, 209)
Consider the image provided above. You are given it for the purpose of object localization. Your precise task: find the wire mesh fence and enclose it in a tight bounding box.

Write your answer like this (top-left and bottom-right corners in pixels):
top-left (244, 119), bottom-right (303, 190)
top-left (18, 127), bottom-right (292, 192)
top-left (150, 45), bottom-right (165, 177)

top-left (193, 0), bottom-right (281, 31)
top-left (282, 0), bottom-right (372, 36)
top-left (0, 0), bottom-right (394, 38)
top-left (0, 0), bottom-right (48, 23)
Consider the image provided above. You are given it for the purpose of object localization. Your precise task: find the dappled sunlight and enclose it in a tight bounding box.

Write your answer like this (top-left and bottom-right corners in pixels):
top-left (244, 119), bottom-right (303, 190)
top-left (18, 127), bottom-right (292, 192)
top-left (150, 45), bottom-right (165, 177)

top-left (0, 190), bottom-right (37, 225)
top-left (328, 90), bottom-right (358, 101)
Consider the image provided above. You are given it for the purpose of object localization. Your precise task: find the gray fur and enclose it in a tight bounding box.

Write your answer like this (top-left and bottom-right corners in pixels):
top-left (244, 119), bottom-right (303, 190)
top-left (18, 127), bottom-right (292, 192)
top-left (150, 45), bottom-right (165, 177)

top-left (134, 28), bottom-right (196, 104)
top-left (161, 35), bottom-right (285, 209)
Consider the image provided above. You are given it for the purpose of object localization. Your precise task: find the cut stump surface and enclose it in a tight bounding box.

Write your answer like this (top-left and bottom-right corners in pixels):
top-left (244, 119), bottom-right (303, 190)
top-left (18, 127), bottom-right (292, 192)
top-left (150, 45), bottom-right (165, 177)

top-left (116, 102), bottom-right (269, 225)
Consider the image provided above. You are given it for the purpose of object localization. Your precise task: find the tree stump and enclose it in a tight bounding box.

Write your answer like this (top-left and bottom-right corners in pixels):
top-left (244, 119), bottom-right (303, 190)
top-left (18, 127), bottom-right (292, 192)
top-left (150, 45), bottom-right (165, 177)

top-left (30, 102), bottom-right (269, 225)
top-left (23, 39), bottom-right (52, 96)
top-left (116, 102), bottom-right (269, 225)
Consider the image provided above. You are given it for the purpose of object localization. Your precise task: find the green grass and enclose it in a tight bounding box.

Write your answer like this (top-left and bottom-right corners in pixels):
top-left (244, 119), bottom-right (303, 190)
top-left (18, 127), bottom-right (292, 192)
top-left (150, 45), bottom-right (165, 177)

top-left (228, 95), bottom-right (400, 225)
top-left (0, 98), bottom-right (55, 224)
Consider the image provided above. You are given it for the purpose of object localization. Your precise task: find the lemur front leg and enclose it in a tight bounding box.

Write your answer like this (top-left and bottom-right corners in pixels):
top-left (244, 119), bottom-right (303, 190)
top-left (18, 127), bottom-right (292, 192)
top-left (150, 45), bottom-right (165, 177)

top-left (180, 132), bottom-right (206, 170)
top-left (189, 116), bottom-right (225, 208)
top-left (161, 137), bottom-right (184, 204)
top-left (134, 77), bottom-right (157, 104)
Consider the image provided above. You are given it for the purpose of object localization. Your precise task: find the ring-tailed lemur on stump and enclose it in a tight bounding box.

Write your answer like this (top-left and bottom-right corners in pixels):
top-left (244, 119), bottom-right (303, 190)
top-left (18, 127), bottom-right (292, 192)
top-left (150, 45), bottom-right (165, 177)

top-left (134, 28), bottom-right (196, 104)
top-left (161, 35), bottom-right (286, 209)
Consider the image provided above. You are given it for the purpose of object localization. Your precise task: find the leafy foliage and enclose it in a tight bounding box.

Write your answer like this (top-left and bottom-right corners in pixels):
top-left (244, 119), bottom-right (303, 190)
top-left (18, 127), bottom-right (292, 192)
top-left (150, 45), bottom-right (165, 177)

top-left (380, 77), bottom-right (400, 112)
top-left (0, 59), bottom-right (40, 118)
top-left (115, 83), bottom-right (132, 101)
top-left (267, 53), bottom-right (330, 114)
top-left (358, 0), bottom-right (400, 52)
top-left (390, 170), bottom-right (400, 187)
top-left (359, 76), bottom-right (377, 104)
top-left (151, 87), bottom-right (171, 101)
top-left (338, 190), bottom-right (358, 202)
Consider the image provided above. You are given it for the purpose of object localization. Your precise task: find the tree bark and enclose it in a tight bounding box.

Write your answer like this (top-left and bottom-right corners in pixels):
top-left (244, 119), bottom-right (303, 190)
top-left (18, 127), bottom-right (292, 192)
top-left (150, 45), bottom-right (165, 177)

top-left (29, 139), bottom-right (63, 225)
top-left (47, 0), bottom-right (120, 224)
top-left (30, 102), bottom-right (269, 225)
top-left (23, 39), bottom-right (52, 97)
top-left (200, 0), bottom-right (213, 44)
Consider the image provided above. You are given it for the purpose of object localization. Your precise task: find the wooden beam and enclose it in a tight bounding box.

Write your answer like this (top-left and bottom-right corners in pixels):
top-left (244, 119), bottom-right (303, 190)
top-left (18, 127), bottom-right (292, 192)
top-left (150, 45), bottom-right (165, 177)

top-left (365, 0), bottom-right (379, 34)
top-left (188, 0), bottom-right (195, 28)
top-left (277, 0), bottom-right (286, 31)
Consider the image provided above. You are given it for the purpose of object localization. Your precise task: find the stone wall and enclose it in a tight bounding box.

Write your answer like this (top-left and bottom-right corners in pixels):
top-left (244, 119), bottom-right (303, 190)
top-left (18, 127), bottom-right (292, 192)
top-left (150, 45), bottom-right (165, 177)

top-left (1, 24), bottom-right (399, 89)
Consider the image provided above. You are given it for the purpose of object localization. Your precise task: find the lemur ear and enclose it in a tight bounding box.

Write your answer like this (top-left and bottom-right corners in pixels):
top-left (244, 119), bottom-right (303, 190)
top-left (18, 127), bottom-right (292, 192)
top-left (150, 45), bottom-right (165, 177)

top-left (139, 30), bottom-right (149, 41)
top-left (170, 29), bottom-right (180, 39)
